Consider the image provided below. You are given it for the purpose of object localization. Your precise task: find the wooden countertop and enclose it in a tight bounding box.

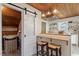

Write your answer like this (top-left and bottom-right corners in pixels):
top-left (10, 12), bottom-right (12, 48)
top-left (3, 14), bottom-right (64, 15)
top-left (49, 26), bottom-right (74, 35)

top-left (37, 33), bottom-right (71, 42)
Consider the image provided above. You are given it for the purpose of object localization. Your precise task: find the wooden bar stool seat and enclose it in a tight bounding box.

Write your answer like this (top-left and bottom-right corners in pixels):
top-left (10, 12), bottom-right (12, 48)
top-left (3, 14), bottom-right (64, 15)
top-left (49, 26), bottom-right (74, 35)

top-left (37, 41), bottom-right (47, 46)
top-left (36, 41), bottom-right (48, 56)
top-left (48, 43), bottom-right (61, 56)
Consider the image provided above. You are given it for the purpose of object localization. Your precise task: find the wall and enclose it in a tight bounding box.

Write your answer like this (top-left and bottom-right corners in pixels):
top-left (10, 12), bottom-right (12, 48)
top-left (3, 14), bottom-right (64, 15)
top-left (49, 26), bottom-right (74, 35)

top-left (0, 4), bottom-right (2, 56)
top-left (48, 16), bottom-right (79, 22)
top-left (48, 16), bottom-right (79, 34)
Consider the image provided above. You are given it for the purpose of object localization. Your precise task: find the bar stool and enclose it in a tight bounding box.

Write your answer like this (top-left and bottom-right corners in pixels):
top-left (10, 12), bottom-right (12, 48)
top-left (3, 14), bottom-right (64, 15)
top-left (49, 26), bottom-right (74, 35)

top-left (36, 41), bottom-right (48, 56)
top-left (48, 43), bottom-right (61, 56)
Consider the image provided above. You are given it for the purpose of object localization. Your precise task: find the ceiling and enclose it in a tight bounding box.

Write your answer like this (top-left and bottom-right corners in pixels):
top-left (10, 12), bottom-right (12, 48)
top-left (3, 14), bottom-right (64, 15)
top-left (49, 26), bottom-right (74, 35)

top-left (2, 6), bottom-right (21, 26)
top-left (2, 6), bottom-right (21, 35)
top-left (29, 3), bottom-right (79, 18)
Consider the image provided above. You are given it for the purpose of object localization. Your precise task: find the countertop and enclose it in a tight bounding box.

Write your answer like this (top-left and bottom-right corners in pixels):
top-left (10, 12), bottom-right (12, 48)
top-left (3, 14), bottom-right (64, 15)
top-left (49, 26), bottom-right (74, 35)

top-left (37, 33), bottom-right (71, 42)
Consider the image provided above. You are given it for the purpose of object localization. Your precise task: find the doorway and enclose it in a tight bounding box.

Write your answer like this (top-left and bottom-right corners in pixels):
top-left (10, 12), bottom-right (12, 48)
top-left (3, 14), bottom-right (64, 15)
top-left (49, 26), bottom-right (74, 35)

top-left (41, 22), bottom-right (46, 34)
top-left (2, 5), bottom-right (21, 56)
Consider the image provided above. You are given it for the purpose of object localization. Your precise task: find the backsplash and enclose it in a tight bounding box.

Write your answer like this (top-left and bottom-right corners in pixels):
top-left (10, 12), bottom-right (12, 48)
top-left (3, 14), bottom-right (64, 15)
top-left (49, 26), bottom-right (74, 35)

top-left (48, 16), bottom-right (79, 35)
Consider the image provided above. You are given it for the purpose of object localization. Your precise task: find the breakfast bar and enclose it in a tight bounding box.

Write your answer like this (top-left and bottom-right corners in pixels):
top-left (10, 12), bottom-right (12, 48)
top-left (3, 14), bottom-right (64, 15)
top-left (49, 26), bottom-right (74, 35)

top-left (37, 33), bottom-right (71, 56)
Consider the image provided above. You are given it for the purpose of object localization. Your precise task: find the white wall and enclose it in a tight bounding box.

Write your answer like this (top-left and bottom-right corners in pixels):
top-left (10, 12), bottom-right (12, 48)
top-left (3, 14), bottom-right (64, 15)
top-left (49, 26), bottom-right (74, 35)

top-left (49, 16), bottom-right (79, 22)
top-left (48, 16), bottom-right (79, 33)
top-left (0, 4), bottom-right (2, 56)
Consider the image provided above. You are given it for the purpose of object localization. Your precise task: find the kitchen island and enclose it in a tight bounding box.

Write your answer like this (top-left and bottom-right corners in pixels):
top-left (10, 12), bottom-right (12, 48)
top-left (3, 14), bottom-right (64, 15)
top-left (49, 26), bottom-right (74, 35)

top-left (37, 33), bottom-right (71, 56)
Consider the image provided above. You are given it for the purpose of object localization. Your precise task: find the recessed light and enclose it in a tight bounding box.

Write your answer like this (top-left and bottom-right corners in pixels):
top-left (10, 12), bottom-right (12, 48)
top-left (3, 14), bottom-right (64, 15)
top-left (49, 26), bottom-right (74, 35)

top-left (47, 11), bottom-right (51, 15)
top-left (53, 9), bottom-right (57, 13)
top-left (41, 13), bottom-right (45, 17)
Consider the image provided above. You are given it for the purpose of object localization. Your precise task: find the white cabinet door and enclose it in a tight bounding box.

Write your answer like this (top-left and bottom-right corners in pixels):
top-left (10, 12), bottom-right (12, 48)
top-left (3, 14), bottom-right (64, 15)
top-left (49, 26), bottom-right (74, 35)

top-left (23, 12), bottom-right (36, 56)
top-left (71, 34), bottom-right (78, 45)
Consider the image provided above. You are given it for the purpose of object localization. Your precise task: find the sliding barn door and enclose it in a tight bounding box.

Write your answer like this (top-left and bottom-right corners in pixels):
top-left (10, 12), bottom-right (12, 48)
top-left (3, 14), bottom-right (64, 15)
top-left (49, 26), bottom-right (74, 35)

top-left (23, 12), bottom-right (36, 56)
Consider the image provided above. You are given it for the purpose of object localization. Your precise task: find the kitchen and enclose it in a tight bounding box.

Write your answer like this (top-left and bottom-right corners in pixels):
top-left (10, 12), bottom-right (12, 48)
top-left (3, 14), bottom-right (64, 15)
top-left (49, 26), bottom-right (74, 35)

top-left (0, 3), bottom-right (79, 56)
top-left (37, 16), bottom-right (79, 56)
top-left (30, 4), bottom-right (79, 56)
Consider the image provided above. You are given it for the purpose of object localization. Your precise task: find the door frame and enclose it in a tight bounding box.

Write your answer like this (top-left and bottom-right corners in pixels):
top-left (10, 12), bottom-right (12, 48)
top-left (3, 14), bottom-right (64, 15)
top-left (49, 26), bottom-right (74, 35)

top-left (1, 3), bottom-right (24, 56)
top-left (0, 4), bottom-right (2, 56)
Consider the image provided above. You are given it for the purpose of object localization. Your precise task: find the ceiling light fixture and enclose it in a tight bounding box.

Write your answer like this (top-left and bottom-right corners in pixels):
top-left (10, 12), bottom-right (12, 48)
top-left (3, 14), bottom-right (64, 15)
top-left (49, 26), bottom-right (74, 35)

top-left (41, 13), bottom-right (46, 17)
top-left (41, 9), bottom-right (58, 18)
top-left (47, 11), bottom-right (51, 15)
top-left (53, 9), bottom-right (58, 13)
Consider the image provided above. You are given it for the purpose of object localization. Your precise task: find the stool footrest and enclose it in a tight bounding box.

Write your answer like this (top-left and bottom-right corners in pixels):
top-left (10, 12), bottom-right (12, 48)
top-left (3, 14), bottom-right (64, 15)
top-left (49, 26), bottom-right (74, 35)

top-left (37, 50), bottom-right (47, 56)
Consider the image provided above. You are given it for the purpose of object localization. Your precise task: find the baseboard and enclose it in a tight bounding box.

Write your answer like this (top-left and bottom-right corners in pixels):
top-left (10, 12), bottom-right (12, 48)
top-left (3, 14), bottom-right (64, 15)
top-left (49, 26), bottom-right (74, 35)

top-left (32, 53), bottom-right (37, 56)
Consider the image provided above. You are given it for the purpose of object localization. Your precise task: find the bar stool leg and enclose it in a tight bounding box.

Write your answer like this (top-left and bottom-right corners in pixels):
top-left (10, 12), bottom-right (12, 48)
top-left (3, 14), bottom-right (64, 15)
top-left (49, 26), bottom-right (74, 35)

top-left (46, 45), bottom-right (49, 56)
top-left (51, 49), bottom-right (53, 56)
top-left (56, 48), bottom-right (58, 56)
top-left (41, 45), bottom-right (44, 56)
top-left (37, 44), bottom-right (38, 56)
top-left (59, 47), bottom-right (61, 56)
